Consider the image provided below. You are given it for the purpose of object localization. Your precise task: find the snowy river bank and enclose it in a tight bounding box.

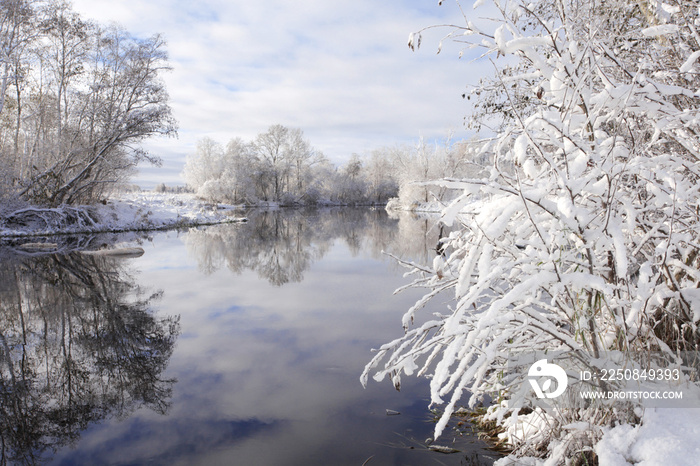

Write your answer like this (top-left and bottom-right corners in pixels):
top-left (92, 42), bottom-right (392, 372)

top-left (0, 192), bottom-right (246, 239)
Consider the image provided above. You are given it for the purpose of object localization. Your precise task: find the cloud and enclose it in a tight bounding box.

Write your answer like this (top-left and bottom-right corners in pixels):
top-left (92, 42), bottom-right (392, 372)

top-left (71, 0), bottom-right (486, 186)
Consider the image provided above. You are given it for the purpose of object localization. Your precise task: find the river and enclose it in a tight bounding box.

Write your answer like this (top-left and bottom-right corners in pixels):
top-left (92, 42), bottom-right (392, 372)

top-left (0, 208), bottom-right (501, 465)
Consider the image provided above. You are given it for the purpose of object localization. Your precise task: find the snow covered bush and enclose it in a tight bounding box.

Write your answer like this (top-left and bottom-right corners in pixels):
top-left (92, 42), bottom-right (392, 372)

top-left (363, 0), bottom-right (700, 462)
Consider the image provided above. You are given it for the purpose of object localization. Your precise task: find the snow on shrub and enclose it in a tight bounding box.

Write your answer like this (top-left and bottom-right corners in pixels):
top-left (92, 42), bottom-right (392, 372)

top-left (363, 0), bottom-right (700, 463)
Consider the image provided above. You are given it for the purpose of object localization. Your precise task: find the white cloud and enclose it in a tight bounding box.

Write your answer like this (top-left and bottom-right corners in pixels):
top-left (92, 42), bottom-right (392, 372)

top-left (71, 0), bottom-right (487, 186)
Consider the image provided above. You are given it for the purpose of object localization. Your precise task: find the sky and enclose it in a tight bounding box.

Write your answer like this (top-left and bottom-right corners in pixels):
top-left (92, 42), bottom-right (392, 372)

top-left (70, 0), bottom-right (484, 187)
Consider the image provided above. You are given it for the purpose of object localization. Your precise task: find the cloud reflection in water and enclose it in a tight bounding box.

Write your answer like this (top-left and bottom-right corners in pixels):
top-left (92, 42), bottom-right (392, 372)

top-left (51, 208), bottom-right (498, 465)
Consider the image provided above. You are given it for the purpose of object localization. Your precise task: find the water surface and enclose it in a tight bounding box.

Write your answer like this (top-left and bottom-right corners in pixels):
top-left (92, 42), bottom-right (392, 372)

top-left (0, 208), bottom-right (500, 465)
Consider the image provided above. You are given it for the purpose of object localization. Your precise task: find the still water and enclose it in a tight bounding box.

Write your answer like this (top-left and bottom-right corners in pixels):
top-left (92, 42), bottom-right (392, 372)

top-left (0, 208), bottom-right (500, 465)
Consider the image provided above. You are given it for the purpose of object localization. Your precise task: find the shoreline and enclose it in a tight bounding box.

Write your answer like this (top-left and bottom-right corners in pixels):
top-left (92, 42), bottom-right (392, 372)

top-left (0, 192), bottom-right (248, 239)
top-left (0, 192), bottom-right (394, 239)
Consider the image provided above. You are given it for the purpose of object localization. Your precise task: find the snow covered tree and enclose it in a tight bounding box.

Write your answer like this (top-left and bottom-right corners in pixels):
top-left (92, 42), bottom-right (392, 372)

top-left (223, 137), bottom-right (258, 203)
top-left (0, 0), bottom-right (36, 171)
top-left (182, 137), bottom-right (228, 201)
top-left (0, 1), bottom-right (176, 207)
top-left (363, 0), bottom-right (700, 462)
top-left (364, 147), bottom-right (399, 204)
top-left (30, 22), bottom-right (175, 205)
top-left (285, 127), bottom-right (324, 200)
top-left (184, 127), bottom-right (330, 204)
top-left (253, 124), bottom-right (292, 202)
top-left (332, 154), bottom-right (369, 204)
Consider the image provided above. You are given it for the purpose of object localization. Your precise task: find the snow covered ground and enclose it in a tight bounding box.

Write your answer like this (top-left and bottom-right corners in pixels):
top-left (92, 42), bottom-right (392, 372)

top-left (491, 407), bottom-right (700, 465)
top-left (0, 192), bottom-right (247, 238)
top-left (595, 408), bottom-right (700, 466)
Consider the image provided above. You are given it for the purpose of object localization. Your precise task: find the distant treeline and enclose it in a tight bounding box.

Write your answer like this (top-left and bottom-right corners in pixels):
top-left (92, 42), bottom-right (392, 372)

top-left (183, 124), bottom-right (488, 207)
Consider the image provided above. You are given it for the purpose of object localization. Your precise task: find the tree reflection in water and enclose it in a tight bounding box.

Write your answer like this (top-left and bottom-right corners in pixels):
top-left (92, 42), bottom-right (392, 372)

top-left (183, 208), bottom-right (446, 286)
top-left (0, 252), bottom-right (180, 465)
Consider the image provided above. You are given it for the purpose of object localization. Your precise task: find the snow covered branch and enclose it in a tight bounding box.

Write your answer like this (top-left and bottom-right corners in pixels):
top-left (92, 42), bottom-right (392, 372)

top-left (365, 0), bottom-right (700, 462)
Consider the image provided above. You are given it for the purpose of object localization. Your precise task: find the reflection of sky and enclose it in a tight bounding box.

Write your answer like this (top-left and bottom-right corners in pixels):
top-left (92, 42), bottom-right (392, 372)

top-left (50, 218), bottom-right (497, 465)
